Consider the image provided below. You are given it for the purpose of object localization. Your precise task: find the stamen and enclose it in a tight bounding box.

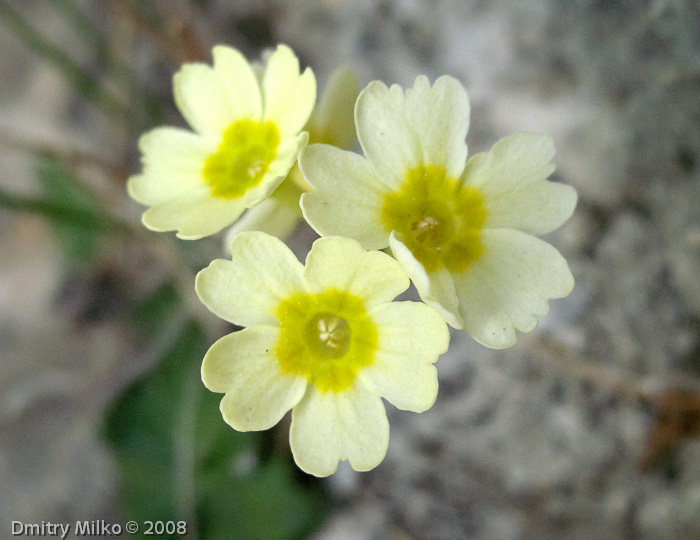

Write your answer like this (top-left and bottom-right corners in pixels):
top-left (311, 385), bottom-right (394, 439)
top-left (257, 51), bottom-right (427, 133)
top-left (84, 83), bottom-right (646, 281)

top-left (307, 312), bottom-right (351, 359)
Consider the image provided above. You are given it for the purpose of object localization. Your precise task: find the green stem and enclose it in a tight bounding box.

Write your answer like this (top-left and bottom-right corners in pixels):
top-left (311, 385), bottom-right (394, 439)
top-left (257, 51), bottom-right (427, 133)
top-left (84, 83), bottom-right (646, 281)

top-left (173, 347), bottom-right (201, 540)
top-left (0, 186), bottom-right (130, 233)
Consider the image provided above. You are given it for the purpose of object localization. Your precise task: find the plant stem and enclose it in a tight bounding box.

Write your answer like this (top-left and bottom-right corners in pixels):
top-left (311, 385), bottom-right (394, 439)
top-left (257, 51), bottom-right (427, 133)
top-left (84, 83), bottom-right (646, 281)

top-left (0, 0), bottom-right (133, 124)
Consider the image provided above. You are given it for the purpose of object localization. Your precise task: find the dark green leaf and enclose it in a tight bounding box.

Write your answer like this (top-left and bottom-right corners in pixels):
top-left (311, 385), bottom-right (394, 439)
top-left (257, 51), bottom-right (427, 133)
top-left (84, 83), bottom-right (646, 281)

top-left (104, 321), bottom-right (327, 539)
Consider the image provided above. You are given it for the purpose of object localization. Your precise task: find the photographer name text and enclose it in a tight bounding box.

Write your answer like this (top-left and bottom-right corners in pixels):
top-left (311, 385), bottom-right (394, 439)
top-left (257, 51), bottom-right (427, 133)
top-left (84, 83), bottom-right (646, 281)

top-left (12, 519), bottom-right (188, 538)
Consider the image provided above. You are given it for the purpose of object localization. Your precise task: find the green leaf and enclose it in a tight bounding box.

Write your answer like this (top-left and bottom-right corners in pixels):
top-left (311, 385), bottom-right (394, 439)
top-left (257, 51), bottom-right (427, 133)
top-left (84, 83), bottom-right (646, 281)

top-left (129, 282), bottom-right (180, 336)
top-left (34, 160), bottom-right (105, 265)
top-left (104, 321), bottom-right (327, 539)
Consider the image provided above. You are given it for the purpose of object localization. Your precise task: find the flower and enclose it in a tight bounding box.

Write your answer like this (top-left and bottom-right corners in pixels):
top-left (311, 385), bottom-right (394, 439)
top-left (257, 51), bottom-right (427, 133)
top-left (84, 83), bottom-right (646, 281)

top-left (196, 232), bottom-right (449, 476)
top-left (299, 75), bottom-right (577, 349)
top-left (128, 44), bottom-right (316, 240)
top-left (224, 66), bottom-right (359, 245)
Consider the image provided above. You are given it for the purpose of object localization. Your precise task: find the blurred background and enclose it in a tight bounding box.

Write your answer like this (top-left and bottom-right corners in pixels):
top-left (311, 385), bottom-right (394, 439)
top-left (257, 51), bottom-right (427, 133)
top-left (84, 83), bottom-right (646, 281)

top-left (1, 0), bottom-right (700, 539)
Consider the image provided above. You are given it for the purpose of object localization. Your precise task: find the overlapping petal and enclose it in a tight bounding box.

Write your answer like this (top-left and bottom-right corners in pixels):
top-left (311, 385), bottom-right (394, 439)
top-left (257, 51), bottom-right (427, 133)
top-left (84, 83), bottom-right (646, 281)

top-left (360, 302), bottom-right (448, 412)
top-left (289, 383), bottom-right (389, 477)
top-left (453, 228), bottom-right (574, 349)
top-left (224, 198), bottom-right (300, 247)
top-left (203, 327), bottom-right (307, 431)
top-left (303, 236), bottom-right (409, 306)
top-left (299, 144), bottom-right (389, 249)
top-left (241, 131), bottom-right (309, 208)
top-left (388, 232), bottom-right (463, 328)
top-left (195, 232), bottom-right (306, 327)
top-left (307, 66), bottom-right (359, 149)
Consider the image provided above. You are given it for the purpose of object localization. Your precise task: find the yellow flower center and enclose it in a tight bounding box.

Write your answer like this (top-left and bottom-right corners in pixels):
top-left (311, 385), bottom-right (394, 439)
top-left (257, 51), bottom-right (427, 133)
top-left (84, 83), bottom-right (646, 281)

top-left (381, 165), bottom-right (487, 273)
top-left (275, 289), bottom-right (378, 393)
top-left (202, 119), bottom-right (279, 199)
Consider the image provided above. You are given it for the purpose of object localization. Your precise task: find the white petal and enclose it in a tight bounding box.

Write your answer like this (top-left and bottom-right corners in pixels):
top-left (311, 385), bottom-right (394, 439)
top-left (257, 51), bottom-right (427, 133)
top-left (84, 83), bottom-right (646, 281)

top-left (454, 228), bottom-right (575, 349)
top-left (262, 44), bottom-right (316, 138)
top-left (289, 383), bottom-right (389, 477)
top-left (202, 327), bottom-right (307, 431)
top-left (388, 232), bottom-right (464, 328)
top-left (308, 66), bottom-right (359, 149)
top-left (195, 231), bottom-right (306, 327)
top-left (242, 131), bottom-right (308, 208)
top-left (127, 127), bottom-right (211, 206)
top-left (299, 144), bottom-right (389, 250)
top-left (174, 62), bottom-right (233, 139)
top-left (224, 198), bottom-right (301, 248)
top-left (403, 75), bottom-right (470, 178)
top-left (303, 236), bottom-right (409, 306)
top-left (462, 133), bottom-right (577, 235)
top-left (211, 45), bottom-right (262, 121)
top-left (355, 76), bottom-right (470, 186)
top-left (360, 302), bottom-right (448, 412)
top-left (355, 80), bottom-right (422, 186)
top-left (142, 186), bottom-right (246, 240)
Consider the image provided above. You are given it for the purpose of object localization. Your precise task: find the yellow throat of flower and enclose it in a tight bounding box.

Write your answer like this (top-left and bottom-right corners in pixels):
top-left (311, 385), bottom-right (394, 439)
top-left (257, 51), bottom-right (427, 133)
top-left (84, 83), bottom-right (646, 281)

top-left (381, 165), bottom-right (487, 273)
top-left (202, 119), bottom-right (280, 199)
top-left (274, 289), bottom-right (378, 393)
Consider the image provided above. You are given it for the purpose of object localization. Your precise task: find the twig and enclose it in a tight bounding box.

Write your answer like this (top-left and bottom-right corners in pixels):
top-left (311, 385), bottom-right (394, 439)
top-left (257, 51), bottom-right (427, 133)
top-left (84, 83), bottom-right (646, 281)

top-left (523, 334), bottom-right (652, 403)
top-left (0, 129), bottom-right (126, 179)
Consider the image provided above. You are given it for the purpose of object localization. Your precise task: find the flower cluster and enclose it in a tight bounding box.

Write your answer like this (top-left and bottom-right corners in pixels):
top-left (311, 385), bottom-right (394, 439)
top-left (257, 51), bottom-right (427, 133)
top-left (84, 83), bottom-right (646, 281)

top-left (128, 44), bottom-right (576, 476)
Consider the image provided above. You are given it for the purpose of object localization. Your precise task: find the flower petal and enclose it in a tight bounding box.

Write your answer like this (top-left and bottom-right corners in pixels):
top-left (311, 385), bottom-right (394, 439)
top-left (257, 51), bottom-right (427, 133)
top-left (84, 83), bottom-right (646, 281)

top-left (462, 133), bottom-right (577, 235)
top-left (299, 144), bottom-right (389, 250)
top-left (174, 62), bottom-right (232, 139)
top-left (303, 236), bottom-right (409, 306)
top-left (355, 80), bottom-right (422, 186)
top-left (360, 302), bottom-right (448, 412)
top-left (402, 75), bottom-right (470, 178)
top-left (356, 75), bottom-right (470, 185)
top-left (454, 228), bottom-right (575, 349)
top-left (388, 232), bottom-right (464, 328)
top-left (202, 326), bottom-right (307, 431)
top-left (127, 127), bottom-right (211, 206)
top-left (196, 231), bottom-right (306, 327)
top-left (224, 198), bottom-right (301, 248)
top-left (262, 44), bottom-right (316, 138)
top-left (243, 132), bottom-right (308, 208)
top-left (211, 45), bottom-right (262, 122)
top-left (308, 66), bottom-right (359, 149)
top-left (289, 383), bottom-right (389, 477)
top-left (142, 185), bottom-right (246, 240)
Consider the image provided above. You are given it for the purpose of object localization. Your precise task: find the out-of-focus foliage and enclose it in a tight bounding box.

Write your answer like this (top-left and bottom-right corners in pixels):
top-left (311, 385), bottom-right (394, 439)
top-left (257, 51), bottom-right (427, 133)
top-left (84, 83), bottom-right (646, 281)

top-left (105, 301), bottom-right (326, 539)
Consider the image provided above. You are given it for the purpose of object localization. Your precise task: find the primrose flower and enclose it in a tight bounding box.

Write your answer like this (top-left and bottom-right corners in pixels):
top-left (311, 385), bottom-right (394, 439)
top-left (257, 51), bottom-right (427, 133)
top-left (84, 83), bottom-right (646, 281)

top-left (196, 232), bottom-right (449, 476)
top-left (128, 44), bottom-right (316, 239)
top-left (224, 66), bottom-right (359, 244)
top-left (299, 76), bottom-right (577, 349)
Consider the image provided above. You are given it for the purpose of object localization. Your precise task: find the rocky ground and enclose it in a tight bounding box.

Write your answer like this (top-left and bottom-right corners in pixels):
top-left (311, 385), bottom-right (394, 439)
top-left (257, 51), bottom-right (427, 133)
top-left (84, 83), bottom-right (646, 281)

top-left (1, 0), bottom-right (699, 539)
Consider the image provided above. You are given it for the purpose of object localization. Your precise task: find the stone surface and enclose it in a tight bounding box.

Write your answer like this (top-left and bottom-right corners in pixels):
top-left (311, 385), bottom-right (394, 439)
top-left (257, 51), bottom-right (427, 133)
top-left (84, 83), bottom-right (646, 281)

top-left (1, 1), bottom-right (699, 539)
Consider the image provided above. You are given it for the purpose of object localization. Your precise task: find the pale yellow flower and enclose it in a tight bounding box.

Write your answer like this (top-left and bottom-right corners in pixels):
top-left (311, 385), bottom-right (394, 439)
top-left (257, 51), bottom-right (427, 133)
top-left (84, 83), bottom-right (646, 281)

top-left (128, 44), bottom-right (316, 239)
top-left (300, 76), bottom-right (577, 349)
top-left (196, 232), bottom-right (449, 476)
top-left (224, 66), bottom-right (359, 244)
